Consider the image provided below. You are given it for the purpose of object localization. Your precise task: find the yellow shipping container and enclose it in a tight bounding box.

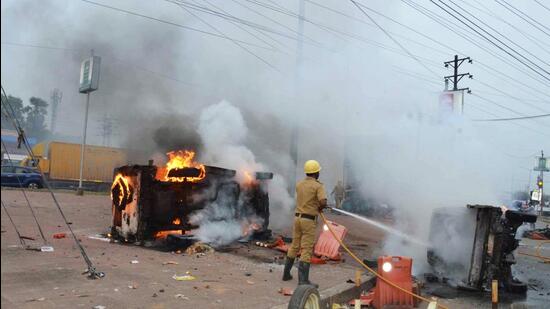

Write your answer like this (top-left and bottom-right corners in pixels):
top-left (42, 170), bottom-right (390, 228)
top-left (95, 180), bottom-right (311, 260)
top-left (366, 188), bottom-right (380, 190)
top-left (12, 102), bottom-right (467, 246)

top-left (29, 141), bottom-right (127, 183)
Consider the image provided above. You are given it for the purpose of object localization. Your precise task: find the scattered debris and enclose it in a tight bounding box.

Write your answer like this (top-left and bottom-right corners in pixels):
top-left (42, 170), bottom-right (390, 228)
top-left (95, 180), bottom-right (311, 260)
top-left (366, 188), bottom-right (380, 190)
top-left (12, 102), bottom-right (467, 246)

top-left (26, 297), bottom-right (46, 302)
top-left (92, 306), bottom-right (106, 309)
top-left (278, 287), bottom-right (293, 296)
top-left (172, 274), bottom-right (196, 281)
top-left (53, 233), bottom-right (66, 239)
top-left (40, 246), bottom-right (54, 252)
top-left (524, 227), bottom-right (550, 240)
top-left (244, 272), bottom-right (252, 276)
top-left (185, 242), bottom-right (214, 255)
top-left (246, 280), bottom-right (254, 285)
top-left (128, 284), bottom-right (138, 289)
top-left (20, 236), bottom-right (36, 241)
top-left (130, 260), bottom-right (139, 264)
top-left (174, 294), bottom-right (189, 300)
top-left (88, 234), bottom-right (111, 242)
top-left (162, 261), bottom-right (179, 265)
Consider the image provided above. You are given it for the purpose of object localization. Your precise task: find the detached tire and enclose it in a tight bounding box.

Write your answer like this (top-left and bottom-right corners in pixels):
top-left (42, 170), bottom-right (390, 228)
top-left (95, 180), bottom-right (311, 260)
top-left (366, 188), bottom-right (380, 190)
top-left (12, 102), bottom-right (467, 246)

top-left (288, 285), bottom-right (320, 309)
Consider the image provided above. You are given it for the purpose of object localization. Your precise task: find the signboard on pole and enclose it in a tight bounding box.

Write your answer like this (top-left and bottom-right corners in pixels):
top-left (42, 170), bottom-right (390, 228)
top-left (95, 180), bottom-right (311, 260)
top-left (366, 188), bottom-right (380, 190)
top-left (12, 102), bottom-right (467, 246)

top-left (79, 56), bottom-right (101, 93)
top-left (534, 157), bottom-right (549, 172)
top-left (439, 90), bottom-right (464, 116)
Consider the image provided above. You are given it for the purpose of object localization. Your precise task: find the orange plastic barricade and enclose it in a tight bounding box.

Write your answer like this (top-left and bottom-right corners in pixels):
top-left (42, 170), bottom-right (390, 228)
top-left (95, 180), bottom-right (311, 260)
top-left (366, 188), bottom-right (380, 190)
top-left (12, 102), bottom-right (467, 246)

top-left (314, 220), bottom-right (347, 260)
top-left (373, 256), bottom-right (414, 309)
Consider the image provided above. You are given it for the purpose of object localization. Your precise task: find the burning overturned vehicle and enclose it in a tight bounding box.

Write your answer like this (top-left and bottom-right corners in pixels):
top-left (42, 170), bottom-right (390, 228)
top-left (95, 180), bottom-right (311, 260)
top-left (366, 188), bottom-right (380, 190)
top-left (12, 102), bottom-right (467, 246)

top-left (110, 150), bottom-right (273, 245)
top-left (426, 204), bottom-right (538, 294)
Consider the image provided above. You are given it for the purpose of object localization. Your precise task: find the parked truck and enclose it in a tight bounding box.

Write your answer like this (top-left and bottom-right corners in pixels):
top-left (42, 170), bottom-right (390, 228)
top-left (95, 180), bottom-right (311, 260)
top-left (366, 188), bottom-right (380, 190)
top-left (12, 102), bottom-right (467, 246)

top-left (21, 141), bottom-right (128, 190)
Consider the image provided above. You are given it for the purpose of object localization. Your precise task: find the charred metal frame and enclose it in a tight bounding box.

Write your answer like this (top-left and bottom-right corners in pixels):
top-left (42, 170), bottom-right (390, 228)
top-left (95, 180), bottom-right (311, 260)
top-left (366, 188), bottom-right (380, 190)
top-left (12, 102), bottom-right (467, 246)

top-left (428, 204), bottom-right (537, 294)
top-left (111, 164), bottom-right (272, 243)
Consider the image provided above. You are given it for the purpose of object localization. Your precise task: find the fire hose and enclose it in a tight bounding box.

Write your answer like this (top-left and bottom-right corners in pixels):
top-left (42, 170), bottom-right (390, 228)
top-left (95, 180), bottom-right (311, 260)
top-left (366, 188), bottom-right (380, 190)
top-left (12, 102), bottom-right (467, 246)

top-left (319, 210), bottom-right (449, 309)
top-left (518, 240), bottom-right (550, 263)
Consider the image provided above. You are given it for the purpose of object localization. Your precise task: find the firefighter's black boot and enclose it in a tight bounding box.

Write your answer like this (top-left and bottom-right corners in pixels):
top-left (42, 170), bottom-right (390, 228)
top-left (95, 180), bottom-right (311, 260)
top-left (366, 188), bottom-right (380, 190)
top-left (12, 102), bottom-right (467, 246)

top-left (282, 257), bottom-right (294, 281)
top-left (298, 261), bottom-right (318, 288)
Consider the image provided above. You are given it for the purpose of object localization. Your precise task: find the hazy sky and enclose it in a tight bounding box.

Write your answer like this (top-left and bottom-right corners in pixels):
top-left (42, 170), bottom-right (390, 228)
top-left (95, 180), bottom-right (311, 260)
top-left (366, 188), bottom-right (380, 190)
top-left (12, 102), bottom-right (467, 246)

top-left (1, 0), bottom-right (549, 193)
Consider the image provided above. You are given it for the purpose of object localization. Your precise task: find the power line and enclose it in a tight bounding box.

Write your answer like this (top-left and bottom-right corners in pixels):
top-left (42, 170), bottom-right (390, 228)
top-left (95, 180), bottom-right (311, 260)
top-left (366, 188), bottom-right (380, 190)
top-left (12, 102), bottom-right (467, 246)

top-left (533, 0), bottom-right (550, 12)
top-left (447, 0), bottom-right (550, 68)
top-left (231, 0), bottom-right (320, 49)
top-left (431, 0), bottom-right (550, 81)
top-left (496, 0), bottom-right (550, 37)
top-left (305, 0), bottom-right (454, 57)
top-left (401, 0), bottom-right (550, 88)
top-left (350, 0), bottom-right (440, 79)
top-left (473, 79), bottom-right (550, 112)
top-left (80, 0), bottom-right (275, 51)
top-left (471, 93), bottom-right (550, 130)
top-left (202, 0), bottom-right (283, 53)
top-left (473, 113), bottom-right (550, 122)
top-left (167, 0), bottom-right (324, 48)
top-left (309, 1), bottom-right (550, 102)
top-left (169, 0), bottom-right (280, 71)
top-left (459, 0), bottom-right (550, 54)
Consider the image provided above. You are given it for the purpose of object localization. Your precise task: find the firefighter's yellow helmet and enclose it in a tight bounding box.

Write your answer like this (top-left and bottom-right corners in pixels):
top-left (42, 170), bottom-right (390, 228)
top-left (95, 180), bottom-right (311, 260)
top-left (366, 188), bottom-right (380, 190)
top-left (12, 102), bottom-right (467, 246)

top-left (304, 160), bottom-right (321, 174)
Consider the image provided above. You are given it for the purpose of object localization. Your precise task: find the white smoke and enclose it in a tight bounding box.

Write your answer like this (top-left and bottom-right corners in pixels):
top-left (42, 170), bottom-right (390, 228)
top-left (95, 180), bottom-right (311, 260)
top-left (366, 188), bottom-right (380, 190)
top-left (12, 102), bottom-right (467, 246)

top-left (189, 100), bottom-right (293, 245)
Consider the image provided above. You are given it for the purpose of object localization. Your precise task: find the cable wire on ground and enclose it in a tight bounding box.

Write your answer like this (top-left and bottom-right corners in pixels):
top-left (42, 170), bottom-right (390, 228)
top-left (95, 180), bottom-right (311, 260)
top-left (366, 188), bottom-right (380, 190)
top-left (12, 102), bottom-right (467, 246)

top-left (319, 211), bottom-right (448, 309)
top-left (1, 85), bottom-right (104, 279)
top-left (1, 200), bottom-right (27, 247)
top-left (1, 136), bottom-right (48, 246)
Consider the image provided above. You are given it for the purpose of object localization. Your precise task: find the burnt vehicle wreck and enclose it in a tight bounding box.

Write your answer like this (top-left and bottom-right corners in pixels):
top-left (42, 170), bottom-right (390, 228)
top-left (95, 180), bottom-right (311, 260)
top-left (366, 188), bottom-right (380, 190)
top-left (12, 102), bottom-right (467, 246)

top-left (110, 150), bottom-right (272, 244)
top-left (427, 204), bottom-right (537, 294)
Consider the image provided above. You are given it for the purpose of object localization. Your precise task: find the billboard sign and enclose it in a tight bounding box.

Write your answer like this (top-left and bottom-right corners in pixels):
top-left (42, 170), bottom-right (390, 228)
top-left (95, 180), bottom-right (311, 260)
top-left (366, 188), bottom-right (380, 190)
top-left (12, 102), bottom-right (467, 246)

top-left (439, 90), bottom-right (464, 116)
top-left (79, 56), bottom-right (101, 93)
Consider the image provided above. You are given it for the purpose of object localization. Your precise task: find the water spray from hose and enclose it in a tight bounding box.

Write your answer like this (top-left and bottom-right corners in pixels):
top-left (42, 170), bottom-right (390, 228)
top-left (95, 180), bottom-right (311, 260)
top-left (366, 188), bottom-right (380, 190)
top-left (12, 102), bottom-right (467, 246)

top-left (329, 207), bottom-right (431, 248)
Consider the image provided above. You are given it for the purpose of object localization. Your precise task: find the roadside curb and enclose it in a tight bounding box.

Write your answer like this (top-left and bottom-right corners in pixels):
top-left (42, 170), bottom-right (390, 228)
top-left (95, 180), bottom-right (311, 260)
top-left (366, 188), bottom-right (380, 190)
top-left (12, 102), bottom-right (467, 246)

top-left (271, 274), bottom-right (376, 309)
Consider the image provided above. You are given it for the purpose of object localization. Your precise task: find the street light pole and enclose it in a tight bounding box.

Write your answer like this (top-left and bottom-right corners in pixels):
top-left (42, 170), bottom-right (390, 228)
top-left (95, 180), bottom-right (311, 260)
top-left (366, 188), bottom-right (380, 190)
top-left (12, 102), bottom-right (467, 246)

top-left (76, 49), bottom-right (100, 195)
top-left (77, 90), bottom-right (91, 195)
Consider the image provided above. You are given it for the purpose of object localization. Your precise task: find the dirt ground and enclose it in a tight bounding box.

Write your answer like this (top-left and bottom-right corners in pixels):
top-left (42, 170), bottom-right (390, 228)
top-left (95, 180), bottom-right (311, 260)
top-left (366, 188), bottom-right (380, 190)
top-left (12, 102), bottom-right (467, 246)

top-left (0, 189), bottom-right (380, 309)
top-left (2, 188), bottom-right (549, 308)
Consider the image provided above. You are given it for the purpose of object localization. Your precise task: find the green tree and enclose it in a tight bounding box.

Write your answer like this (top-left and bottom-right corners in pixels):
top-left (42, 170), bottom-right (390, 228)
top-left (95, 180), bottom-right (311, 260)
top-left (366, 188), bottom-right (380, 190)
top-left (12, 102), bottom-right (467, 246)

top-left (1, 95), bottom-right (25, 129)
top-left (23, 97), bottom-right (50, 140)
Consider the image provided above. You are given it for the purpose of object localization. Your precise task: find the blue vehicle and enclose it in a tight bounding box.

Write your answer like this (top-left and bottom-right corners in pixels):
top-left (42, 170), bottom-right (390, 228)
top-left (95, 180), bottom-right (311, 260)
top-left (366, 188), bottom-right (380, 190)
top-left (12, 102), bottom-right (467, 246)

top-left (1, 165), bottom-right (43, 189)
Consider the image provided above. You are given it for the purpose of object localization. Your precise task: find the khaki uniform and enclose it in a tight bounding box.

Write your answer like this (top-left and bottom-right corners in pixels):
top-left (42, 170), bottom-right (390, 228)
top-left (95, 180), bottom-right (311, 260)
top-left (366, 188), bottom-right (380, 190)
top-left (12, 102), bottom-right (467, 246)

top-left (331, 184), bottom-right (345, 209)
top-left (287, 177), bottom-right (327, 263)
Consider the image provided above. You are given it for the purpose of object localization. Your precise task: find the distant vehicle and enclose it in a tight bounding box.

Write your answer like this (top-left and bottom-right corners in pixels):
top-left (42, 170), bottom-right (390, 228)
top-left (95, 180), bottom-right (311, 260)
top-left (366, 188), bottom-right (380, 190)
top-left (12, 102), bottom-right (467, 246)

top-left (1, 165), bottom-right (43, 189)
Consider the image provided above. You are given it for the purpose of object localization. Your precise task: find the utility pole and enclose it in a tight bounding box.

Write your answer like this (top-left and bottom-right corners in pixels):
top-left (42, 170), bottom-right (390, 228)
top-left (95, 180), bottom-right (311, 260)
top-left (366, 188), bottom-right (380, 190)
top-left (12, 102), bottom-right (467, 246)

top-left (97, 114), bottom-right (117, 147)
top-left (289, 0), bottom-right (305, 196)
top-left (442, 55), bottom-right (472, 115)
top-left (49, 88), bottom-right (62, 135)
top-left (444, 55), bottom-right (472, 92)
top-left (534, 150), bottom-right (548, 215)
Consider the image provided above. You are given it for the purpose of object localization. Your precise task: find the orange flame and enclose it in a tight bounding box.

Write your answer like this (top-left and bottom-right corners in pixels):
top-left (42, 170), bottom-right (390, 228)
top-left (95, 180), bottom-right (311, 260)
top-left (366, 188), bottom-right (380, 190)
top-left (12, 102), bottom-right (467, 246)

top-left (173, 218), bottom-right (181, 225)
top-left (111, 173), bottom-right (131, 204)
top-left (241, 222), bottom-right (262, 237)
top-left (156, 150), bottom-right (206, 183)
top-left (154, 230), bottom-right (183, 239)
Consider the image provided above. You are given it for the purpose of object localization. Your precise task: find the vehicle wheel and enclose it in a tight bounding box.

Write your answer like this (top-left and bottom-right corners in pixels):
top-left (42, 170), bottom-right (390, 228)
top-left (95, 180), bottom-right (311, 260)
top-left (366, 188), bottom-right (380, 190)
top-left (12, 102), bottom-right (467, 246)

top-left (288, 285), bottom-right (320, 309)
top-left (27, 182), bottom-right (40, 189)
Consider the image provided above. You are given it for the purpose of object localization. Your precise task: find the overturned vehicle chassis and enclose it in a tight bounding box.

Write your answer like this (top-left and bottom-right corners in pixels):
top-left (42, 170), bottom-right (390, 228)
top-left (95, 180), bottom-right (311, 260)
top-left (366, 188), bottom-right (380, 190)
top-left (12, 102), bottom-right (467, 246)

top-left (428, 204), bottom-right (537, 294)
top-left (111, 164), bottom-right (272, 243)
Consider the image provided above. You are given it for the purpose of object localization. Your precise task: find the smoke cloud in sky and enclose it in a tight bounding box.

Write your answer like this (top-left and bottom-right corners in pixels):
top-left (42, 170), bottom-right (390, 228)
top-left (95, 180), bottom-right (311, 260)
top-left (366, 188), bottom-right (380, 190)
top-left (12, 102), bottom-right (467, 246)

top-left (2, 0), bottom-right (548, 248)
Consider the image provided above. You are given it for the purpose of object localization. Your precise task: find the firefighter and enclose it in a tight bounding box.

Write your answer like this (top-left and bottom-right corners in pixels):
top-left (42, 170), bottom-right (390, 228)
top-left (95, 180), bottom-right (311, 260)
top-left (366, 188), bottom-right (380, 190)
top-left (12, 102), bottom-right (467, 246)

top-left (282, 160), bottom-right (327, 287)
top-left (331, 181), bottom-right (345, 209)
